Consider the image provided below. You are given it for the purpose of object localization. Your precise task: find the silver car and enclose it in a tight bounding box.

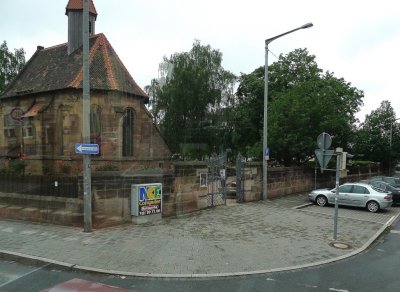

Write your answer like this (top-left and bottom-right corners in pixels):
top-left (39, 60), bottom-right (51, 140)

top-left (308, 182), bottom-right (392, 213)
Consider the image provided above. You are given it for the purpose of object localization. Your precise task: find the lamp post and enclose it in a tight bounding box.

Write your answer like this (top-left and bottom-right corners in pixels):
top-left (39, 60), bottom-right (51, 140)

top-left (263, 23), bottom-right (313, 200)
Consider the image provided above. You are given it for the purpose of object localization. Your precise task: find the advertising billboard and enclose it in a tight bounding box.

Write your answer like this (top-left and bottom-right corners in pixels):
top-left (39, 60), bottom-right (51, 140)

top-left (131, 183), bottom-right (162, 217)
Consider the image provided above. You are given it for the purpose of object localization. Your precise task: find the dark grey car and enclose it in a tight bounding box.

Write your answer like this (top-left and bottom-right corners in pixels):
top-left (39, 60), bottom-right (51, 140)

top-left (362, 180), bottom-right (400, 205)
top-left (369, 176), bottom-right (400, 188)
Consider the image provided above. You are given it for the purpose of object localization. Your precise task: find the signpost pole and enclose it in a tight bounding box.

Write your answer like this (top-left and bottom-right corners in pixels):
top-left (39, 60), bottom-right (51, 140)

top-left (82, 0), bottom-right (92, 232)
top-left (315, 133), bottom-right (341, 240)
top-left (333, 149), bottom-right (342, 240)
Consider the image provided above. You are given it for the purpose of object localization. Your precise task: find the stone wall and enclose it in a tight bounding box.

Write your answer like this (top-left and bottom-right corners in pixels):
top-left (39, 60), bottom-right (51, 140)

top-left (173, 162), bottom-right (208, 215)
top-left (240, 163), bottom-right (382, 200)
top-left (0, 162), bottom-right (383, 228)
top-left (88, 171), bottom-right (175, 227)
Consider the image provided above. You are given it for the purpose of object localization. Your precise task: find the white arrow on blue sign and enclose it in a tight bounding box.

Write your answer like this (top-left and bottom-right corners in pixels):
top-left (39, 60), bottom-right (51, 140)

top-left (75, 144), bottom-right (99, 155)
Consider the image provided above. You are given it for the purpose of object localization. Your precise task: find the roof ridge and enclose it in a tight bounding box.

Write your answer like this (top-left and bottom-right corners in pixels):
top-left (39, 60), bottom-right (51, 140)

top-left (103, 36), bottom-right (147, 97)
top-left (1, 33), bottom-right (148, 99)
top-left (69, 34), bottom-right (103, 88)
top-left (42, 42), bottom-right (68, 51)
top-left (40, 33), bottom-right (102, 52)
top-left (99, 35), bottom-right (118, 90)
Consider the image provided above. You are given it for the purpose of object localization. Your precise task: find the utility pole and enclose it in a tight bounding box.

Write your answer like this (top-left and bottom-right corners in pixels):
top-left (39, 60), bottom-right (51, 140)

top-left (83, 0), bottom-right (92, 232)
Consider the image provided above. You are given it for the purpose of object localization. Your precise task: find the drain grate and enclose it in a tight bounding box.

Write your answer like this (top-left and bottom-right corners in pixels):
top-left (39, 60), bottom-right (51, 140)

top-left (329, 241), bottom-right (351, 249)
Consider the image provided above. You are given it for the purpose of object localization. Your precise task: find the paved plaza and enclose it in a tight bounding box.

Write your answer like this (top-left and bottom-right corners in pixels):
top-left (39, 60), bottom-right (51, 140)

top-left (0, 193), bottom-right (399, 277)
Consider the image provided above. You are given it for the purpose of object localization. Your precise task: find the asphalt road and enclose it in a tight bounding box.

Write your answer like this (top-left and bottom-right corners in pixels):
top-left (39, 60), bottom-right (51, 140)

top-left (1, 218), bottom-right (399, 291)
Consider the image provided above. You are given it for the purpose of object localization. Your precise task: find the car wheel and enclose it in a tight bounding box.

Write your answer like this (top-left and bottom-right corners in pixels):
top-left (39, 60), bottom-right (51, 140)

top-left (316, 195), bottom-right (328, 207)
top-left (367, 201), bottom-right (380, 213)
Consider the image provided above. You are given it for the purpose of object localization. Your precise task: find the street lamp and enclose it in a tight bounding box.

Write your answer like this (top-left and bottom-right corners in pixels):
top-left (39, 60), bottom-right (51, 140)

top-left (263, 23), bottom-right (313, 200)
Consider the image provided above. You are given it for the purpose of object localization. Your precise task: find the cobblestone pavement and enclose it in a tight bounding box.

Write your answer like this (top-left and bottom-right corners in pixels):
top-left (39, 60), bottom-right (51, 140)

top-left (0, 193), bottom-right (399, 277)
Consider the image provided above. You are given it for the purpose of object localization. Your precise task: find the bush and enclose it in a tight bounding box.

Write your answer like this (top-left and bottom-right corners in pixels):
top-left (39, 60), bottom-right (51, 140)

top-left (9, 159), bottom-right (26, 175)
top-left (351, 160), bottom-right (376, 166)
top-left (96, 163), bottom-right (119, 171)
top-left (60, 164), bottom-right (71, 174)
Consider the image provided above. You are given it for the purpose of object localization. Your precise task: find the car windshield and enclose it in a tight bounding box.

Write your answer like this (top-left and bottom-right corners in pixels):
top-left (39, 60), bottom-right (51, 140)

top-left (385, 177), bottom-right (397, 184)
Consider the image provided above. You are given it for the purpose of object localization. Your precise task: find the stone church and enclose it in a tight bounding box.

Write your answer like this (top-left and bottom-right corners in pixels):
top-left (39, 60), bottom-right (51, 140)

top-left (0, 0), bottom-right (171, 175)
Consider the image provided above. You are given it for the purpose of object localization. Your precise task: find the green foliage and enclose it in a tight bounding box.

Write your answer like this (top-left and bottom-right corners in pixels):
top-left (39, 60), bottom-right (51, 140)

top-left (42, 164), bottom-right (51, 175)
top-left (0, 41), bottom-right (26, 93)
top-left (231, 67), bottom-right (264, 158)
top-left (8, 159), bottom-right (26, 175)
top-left (233, 48), bottom-right (364, 166)
top-left (146, 40), bottom-right (236, 156)
top-left (352, 101), bottom-right (398, 168)
top-left (351, 160), bottom-right (376, 166)
top-left (96, 163), bottom-right (120, 171)
top-left (60, 164), bottom-right (71, 174)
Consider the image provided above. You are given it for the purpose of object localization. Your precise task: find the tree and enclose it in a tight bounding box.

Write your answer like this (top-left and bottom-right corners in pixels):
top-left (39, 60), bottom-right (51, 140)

top-left (230, 66), bottom-right (264, 158)
top-left (353, 101), bottom-right (398, 168)
top-left (232, 48), bottom-right (364, 165)
top-left (146, 40), bottom-right (236, 158)
top-left (0, 41), bottom-right (26, 93)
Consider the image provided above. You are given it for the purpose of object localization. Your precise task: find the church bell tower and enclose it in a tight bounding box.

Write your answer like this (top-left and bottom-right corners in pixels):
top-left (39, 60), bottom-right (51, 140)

top-left (65, 0), bottom-right (98, 55)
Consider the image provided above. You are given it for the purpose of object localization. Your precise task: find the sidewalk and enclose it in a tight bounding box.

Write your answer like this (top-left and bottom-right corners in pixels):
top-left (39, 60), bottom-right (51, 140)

top-left (0, 193), bottom-right (399, 278)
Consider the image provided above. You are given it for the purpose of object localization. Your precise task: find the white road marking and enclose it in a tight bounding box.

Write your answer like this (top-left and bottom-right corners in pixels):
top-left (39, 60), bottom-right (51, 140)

top-left (329, 288), bottom-right (349, 292)
top-left (390, 230), bottom-right (400, 234)
top-left (0, 263), bottom-right (50, 288)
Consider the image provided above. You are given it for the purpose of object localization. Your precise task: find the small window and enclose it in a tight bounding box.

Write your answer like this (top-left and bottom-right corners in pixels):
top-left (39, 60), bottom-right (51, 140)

top-left (4, 114), bottom-right (17, 138)
top-left (372, 182), bottom-right (385, 190)
top-left (352, 185), bottom-right (369, 194)
top-left (24, 126), bottom-right (33, 138)
top-left (22, 118), bottom-right (34, 138)
top-left (338, 185), bottom-right (352, 193)
top-left (4, 128), bottom-right (16, 138)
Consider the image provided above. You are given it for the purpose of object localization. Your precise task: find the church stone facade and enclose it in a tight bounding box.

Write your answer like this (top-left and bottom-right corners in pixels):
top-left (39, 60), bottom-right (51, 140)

top-left (0, 0), bottom-right (171, 175)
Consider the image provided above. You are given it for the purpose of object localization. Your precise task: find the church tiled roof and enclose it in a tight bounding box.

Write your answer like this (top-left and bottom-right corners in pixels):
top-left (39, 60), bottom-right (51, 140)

top-left (66, 0), bottom-right (97, 16)
top-left (0, 33), bottom-right (148, 101)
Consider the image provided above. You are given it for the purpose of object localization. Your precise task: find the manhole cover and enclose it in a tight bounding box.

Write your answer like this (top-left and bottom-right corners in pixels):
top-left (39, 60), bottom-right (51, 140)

top-left (329, 241), bottom-right (351, 249)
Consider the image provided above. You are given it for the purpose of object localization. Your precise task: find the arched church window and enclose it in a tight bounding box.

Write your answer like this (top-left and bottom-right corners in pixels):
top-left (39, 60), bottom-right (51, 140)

top-left (90, 105), bottom-right (102, 155)
top-left (122, 108), bottom-right (134, 157)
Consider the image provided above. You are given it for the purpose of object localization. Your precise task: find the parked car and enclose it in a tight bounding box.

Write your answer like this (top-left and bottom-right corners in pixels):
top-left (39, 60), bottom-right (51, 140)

top-left (369, 176), bottom-right (400, 188)
top-left (362, 180), bottom-right (400, 205)
top-left (308, 182), bottom-right (392, 213)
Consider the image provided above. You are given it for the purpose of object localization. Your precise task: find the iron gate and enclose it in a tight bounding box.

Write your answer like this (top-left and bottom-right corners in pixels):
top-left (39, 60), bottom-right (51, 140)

top-left (206, 153), bottom-right (227, 207)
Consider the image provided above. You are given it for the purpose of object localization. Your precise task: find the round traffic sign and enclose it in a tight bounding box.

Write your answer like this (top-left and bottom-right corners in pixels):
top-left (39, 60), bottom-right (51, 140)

top-left (317, 132), bottom-right (332, 150)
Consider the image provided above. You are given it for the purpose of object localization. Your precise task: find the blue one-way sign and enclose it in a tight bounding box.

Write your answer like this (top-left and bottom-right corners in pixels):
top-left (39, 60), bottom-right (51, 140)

top-left (75, 144), bottom-right (99, 155)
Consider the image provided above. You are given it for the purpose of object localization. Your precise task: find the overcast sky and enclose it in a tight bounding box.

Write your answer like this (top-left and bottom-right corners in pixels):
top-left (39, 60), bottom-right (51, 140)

top-left (1, 0), bottom-right (399, 122)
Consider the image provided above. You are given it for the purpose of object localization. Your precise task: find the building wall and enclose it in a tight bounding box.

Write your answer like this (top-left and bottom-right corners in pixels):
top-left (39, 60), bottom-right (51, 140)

top-left (0, 90), bottom-right (172, 175)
